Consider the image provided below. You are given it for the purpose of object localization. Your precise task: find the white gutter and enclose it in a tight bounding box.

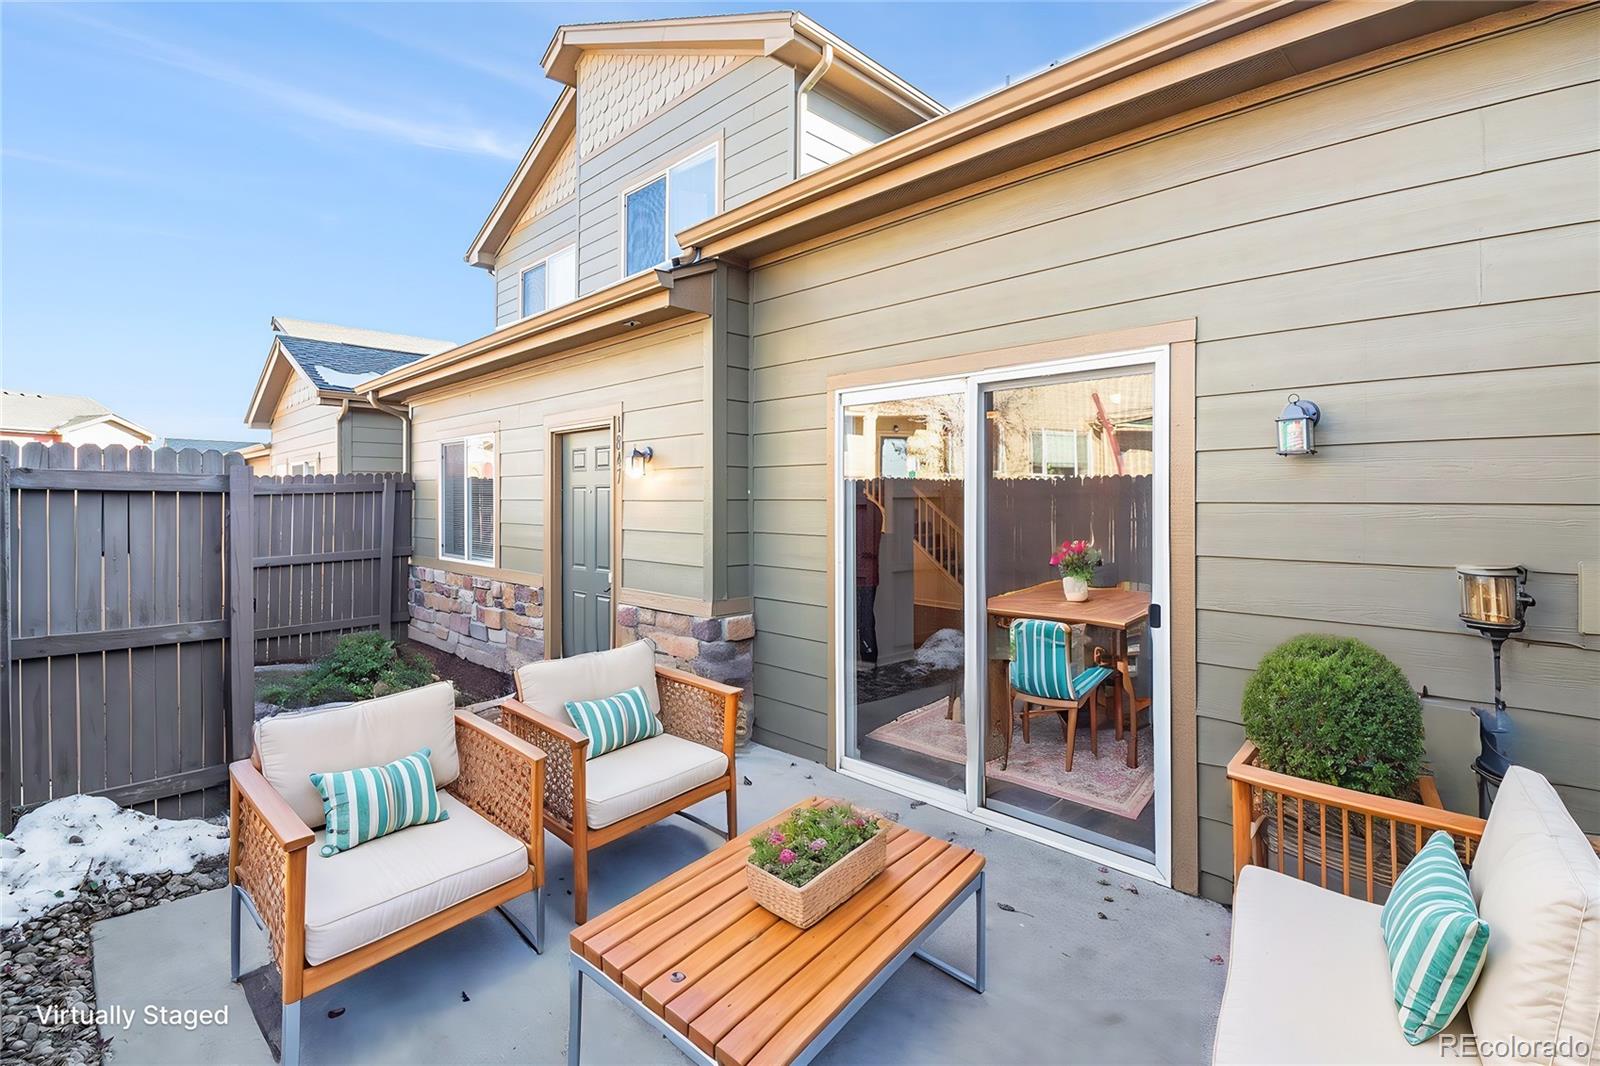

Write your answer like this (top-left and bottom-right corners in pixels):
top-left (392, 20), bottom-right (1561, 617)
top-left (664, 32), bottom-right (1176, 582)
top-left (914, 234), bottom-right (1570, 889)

top-left (796, 42), bottom-right (834, 176)
top-left (366, 391), bottom-right (413, 474)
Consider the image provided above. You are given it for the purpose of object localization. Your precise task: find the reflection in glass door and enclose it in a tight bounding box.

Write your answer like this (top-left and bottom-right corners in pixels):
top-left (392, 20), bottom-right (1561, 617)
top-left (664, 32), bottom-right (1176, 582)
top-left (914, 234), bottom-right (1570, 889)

top-left (841, 386), bottom-right (967, 795)
top-left (979, 365), bottom-right (1161, 862)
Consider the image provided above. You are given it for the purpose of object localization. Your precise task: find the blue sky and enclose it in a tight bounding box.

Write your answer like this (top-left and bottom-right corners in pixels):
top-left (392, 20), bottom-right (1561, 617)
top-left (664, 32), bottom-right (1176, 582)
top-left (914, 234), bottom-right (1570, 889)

top-left (1, 2), bottom-right (1183, 440)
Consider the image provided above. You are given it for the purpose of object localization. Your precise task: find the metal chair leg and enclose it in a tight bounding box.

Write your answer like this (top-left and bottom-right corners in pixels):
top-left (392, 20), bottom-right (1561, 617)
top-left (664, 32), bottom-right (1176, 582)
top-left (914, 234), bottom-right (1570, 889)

top-left (229, 886), bottom-right (242, 983)
top-left (568, 963), bottom-right (584, 1066)
top-left (280, 1000), bottom-right (301, 1066)
top-left (498, 886), bottom-right (545, 954)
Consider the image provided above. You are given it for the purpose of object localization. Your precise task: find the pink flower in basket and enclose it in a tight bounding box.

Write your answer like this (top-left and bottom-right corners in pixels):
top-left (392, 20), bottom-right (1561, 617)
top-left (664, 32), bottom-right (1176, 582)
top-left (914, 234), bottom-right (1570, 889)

top-left (767, 831), bottom-right (786, 845)
top-left (778, 848), bottom-right (797, 865)
top-left (808, 838), bottom-right (826, 853)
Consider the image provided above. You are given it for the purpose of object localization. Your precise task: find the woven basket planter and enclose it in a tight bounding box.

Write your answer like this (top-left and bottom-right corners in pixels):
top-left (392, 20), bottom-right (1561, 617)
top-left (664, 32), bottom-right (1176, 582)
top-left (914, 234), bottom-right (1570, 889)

top-left (746, 820), bottom-right (888, 929)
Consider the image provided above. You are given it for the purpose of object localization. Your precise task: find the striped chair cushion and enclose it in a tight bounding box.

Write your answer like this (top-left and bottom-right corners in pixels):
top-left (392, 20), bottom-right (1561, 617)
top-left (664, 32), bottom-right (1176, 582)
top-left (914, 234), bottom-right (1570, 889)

top-left (1008, 619), bottom-right (1113, 701)
top-left (309, 748), bottom-right (448, 858)
top-left (565, 685), bottom-right (662, 760)
top-left (1380, 831), bottom-right (1491, 1044)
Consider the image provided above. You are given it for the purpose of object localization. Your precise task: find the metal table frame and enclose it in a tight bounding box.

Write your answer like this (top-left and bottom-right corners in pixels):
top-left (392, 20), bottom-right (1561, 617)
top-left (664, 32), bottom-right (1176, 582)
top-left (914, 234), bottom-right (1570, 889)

top-left (569, 869), bottom-right (985, 1066)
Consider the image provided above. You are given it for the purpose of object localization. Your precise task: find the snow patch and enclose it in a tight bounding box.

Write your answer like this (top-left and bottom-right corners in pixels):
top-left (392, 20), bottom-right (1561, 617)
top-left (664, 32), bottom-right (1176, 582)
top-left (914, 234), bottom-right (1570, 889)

top-left (1, 795), bottom-right (228, 928)
top-left (311, 365), bottom-right (375, 390)
top-left (913, 628), bottom-right (966, 672)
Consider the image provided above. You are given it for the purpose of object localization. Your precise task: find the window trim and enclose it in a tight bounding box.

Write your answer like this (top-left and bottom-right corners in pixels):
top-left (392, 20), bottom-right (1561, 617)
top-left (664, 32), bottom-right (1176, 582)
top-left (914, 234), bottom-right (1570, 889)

top-left (618, 141), bottom-right (721, 281)
top-left (437, 432), bottom-right (497, 566)
top-left (518, 245), bottom-right (577, 320)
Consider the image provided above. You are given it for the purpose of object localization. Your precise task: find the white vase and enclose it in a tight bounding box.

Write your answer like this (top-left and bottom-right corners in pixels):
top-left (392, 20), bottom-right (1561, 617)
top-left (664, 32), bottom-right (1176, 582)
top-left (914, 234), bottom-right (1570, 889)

top-left (1062, 576), bottom-right (1089, 602)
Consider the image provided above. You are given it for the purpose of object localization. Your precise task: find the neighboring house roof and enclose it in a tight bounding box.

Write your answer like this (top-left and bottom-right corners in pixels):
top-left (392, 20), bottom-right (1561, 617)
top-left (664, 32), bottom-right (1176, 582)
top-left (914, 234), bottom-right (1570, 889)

top-left (465, 10), bottom-right (945, 269)
top-left (245, 319), bottom-right (455, 427)
top-left (157, 437), bottom-right (264, 453)
top-left (0, 390), bottom-right (154, 442)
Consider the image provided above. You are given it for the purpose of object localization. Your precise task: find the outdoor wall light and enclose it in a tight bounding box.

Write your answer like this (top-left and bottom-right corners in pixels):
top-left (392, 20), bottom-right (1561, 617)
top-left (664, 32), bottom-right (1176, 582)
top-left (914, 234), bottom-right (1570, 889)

top-left (1456, 564), bottom-right (1536, 814)
top-left (1275, 394), bottom-right (1321, 455)
top-left (626, 445), bottom-right (653, 480)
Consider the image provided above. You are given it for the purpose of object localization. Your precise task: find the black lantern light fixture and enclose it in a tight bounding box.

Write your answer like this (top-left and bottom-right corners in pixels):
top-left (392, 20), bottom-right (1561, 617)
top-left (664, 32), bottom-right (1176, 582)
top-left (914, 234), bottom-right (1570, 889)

top-left (1456, 564), bottom-right (1535, 815)
top-left (626, 445), bottom-right (653, 480)
top-left (1275, 394), bottom-right (1321, 455)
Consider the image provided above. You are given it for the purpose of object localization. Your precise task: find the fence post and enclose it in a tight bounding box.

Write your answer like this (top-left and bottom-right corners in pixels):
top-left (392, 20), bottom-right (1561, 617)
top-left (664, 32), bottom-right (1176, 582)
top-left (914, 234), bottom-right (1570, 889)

top-left (379, 476), bottom-right (397, 639)
top-left (0, 448), bottom-right (13, 832)
top-left (226, 458), bottom-right (255, 762)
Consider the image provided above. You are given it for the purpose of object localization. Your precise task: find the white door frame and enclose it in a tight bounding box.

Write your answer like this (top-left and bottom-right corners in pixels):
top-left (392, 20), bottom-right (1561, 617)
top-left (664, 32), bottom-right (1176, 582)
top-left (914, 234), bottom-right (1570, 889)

top-left (833, 345), bottom-right (1173, 887)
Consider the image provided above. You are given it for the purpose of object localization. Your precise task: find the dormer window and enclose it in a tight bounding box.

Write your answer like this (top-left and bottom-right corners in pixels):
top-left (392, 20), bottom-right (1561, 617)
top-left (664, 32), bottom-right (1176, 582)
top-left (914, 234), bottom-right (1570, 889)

top-left (520, 246), bottom-right (577, 318)
top-left (622, 144), bottom-right (718, 277)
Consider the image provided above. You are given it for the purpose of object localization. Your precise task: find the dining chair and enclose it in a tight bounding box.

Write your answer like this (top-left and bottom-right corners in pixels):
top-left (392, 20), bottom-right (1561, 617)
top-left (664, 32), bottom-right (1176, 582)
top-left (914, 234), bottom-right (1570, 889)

top-left (1007, 618), bottom-right (1115, 771)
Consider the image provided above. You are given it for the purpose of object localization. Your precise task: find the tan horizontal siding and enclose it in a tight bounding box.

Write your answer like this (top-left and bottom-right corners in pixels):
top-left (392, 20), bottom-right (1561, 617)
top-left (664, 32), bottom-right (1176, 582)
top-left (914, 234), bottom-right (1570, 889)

top-left (740, 12), bottom-right (1600, 891)
top-left (268, 376), bottom-right (337, 473)
top-left (409, 321), bottom-right (710, 599)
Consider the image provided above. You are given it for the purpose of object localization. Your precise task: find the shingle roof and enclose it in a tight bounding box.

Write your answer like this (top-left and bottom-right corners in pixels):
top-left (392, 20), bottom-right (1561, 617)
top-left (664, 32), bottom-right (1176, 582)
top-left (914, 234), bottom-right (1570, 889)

top-left (158, 437), bottom-right (263, 453)
top-left (276, 336), bottom-right (431, 393)
top-left (0, 390), bottom-right (113, 434)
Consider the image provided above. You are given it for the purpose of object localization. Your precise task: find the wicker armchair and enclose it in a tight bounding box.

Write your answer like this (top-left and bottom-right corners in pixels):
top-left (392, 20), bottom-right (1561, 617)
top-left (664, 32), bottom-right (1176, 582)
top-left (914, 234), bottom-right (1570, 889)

top-left (501, 641), bottom-right (740, 924)
top-left (228, 684), bottom-right (545, 1066)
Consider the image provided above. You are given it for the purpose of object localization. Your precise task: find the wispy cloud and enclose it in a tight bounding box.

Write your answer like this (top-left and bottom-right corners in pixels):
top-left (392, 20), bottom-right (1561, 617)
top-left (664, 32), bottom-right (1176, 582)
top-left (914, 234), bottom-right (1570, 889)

top-left (325, 10), bottom-right (546, 92)
top-left (37, 7), bottom-right (523, 160)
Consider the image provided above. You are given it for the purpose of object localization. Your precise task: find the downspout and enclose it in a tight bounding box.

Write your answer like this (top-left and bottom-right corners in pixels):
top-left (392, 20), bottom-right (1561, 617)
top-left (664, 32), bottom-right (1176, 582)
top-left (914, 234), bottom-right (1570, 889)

top-left (365, 391), bottom-right (412, 474)
top-left (796, 42), bottom-right (833, 179)
top-left (334, 397), bottom-right (350, 473)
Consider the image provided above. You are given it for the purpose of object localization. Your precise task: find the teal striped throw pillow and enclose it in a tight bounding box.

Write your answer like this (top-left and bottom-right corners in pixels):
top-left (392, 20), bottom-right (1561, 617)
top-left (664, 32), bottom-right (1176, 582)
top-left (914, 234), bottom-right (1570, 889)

top-left (564, 685), bottom-right (662, 760)
top-left (1380, 830), bottom-right (1490, 1044)
top-left (309, 748), bottom-right (448, 858)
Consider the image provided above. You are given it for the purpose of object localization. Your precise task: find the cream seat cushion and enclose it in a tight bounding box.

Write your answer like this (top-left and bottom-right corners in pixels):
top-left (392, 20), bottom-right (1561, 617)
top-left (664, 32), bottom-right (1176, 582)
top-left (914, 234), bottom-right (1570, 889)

top-left (303, 790), bottom-right (527, 966)
top-left (1213, 865), bottom-right (1474, 1064)
top-left (514, 639), bottom-right (661, 720)
top-left (1466, 766), bottom-right (1600, 1065)
top-left (254, 682), bottom-right (459, 829)
top-left (583, 733), bottom-right (728, 830)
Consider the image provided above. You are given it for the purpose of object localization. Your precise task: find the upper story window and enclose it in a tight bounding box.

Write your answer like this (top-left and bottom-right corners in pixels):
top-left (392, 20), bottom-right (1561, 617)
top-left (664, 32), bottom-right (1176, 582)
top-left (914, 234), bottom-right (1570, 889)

top-left (622, 144), bottom-right (718, 277)
top-left (440, 435), bottom-right (495, 564)
top-left (521, 246), bottom-right (577, 318)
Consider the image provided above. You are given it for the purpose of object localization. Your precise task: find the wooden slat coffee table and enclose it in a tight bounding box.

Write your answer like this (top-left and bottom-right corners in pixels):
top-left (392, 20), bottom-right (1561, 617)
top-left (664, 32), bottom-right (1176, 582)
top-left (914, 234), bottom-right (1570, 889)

top-left (568, 799), bottom-right (986, 1066)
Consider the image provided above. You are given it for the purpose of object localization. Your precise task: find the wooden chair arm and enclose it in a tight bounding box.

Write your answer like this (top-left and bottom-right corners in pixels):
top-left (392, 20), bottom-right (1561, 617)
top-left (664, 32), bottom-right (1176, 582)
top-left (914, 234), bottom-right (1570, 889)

top-left (451, 712), bottom-right (546, 876)
top-left (230, 760), bottom-right (314, 851)
top-left (498, 698), bottom-right (587, 831)
top-left (228, 760), bottom-right (310, 984)
top-left (655, 666), bottom-right (740, 762)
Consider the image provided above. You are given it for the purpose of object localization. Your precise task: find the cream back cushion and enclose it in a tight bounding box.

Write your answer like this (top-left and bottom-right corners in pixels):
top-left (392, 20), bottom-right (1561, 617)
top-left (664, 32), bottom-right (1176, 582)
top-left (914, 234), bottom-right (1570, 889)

top-left (1466, 766), bottom-right (1600, 1065)
top-left (254, 681), bottom-right (460, 829)
top-left (514, 638), bottom-right (660, 720)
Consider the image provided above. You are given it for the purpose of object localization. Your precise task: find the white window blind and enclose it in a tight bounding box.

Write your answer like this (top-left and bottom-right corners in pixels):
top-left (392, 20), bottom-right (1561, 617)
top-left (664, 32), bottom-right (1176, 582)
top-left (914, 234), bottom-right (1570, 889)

top-left (440, 435), bottom-right (494, 563)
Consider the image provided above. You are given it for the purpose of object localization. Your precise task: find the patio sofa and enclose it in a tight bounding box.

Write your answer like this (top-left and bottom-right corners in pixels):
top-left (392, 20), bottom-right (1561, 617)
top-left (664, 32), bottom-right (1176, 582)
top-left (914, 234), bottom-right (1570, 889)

top-left (229, 681), bottom-right (546, 1066)
top-left (1214, 765), bottom-right (1600, 1064)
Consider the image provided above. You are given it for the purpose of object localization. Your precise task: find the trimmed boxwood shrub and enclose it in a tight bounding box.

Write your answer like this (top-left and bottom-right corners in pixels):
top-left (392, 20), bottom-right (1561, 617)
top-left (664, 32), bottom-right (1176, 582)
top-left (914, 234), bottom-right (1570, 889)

top-left (1240, 634), bottom-right (1424, 798)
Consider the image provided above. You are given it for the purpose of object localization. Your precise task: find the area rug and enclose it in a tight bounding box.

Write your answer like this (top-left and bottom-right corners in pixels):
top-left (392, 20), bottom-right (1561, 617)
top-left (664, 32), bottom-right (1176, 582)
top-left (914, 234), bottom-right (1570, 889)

top-left (865, 701), bottom-right (1155, 820)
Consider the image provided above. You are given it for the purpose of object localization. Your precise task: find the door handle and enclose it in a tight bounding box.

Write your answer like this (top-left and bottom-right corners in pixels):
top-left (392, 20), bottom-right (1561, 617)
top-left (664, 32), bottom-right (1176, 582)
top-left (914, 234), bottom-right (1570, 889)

top-left (1149, 604), bottom-right (1162, 629)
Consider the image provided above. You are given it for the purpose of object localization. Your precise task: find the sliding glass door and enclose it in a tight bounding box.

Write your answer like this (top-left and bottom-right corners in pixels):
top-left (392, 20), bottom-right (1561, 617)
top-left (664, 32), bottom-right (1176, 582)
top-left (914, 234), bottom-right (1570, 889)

top-left (836, 346), bottom-right (1171, 882)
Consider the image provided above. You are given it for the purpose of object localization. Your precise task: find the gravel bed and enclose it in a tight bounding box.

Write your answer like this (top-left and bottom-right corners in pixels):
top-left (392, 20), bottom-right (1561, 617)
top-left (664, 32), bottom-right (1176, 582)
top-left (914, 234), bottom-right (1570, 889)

top-left (1, 855), bottom-right (228, 1066)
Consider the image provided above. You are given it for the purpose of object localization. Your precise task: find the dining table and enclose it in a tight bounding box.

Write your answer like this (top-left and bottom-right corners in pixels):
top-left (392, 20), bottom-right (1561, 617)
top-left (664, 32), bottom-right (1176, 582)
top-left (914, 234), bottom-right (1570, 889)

top-left (985, 582), bottom-right (1152, 769)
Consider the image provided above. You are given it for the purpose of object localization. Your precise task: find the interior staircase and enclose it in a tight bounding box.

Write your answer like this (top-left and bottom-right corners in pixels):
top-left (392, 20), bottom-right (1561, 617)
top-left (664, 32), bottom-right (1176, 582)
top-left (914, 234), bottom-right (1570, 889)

top-left (863, 479), bottom-right (964, 608)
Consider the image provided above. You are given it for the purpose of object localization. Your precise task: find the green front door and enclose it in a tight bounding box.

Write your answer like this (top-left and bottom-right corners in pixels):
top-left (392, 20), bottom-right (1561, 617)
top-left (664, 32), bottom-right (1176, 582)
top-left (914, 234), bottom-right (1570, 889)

top-left (561, 429), bottom-right (613, 656)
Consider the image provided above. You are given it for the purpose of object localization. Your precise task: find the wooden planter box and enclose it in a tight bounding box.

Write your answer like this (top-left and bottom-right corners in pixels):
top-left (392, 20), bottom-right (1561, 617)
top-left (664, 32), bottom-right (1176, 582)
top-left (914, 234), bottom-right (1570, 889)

top-left (1226, 741), bottom-right (1487, 901)
top-left (746, 822), bottom-right (888, 929)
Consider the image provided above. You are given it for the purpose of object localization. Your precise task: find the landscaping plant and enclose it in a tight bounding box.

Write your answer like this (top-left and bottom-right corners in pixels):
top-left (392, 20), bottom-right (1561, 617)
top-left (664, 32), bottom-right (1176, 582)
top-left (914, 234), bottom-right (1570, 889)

top-left (748, 803), bottom-right (881, 887)
top-left (1241, 634), bottom-right (1425, 797)
top-left (258, 632), bottom-right (436, 708)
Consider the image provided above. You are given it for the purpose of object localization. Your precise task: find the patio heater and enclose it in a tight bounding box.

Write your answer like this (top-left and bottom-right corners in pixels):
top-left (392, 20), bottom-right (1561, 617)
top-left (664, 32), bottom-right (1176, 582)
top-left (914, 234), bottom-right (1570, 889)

top-left (1456, 565), bottom-right (1535, 816)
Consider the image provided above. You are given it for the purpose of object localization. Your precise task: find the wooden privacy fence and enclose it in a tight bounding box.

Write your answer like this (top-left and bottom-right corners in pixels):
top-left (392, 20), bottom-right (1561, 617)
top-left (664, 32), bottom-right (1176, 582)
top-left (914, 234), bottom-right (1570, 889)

top-left (250, 473), bottom-right (413, 664)
top-left (0, 442), bottom-right (413, 829)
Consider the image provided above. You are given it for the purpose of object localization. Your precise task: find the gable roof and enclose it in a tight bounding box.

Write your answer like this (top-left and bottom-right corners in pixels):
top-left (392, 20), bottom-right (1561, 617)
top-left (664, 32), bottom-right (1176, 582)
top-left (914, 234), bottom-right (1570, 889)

top-left (245, 319), bottom-right (456, 427)
top-left (466, 11), bottom-right (944, 269)
top-left (0, 390), bottom-right (153, 442)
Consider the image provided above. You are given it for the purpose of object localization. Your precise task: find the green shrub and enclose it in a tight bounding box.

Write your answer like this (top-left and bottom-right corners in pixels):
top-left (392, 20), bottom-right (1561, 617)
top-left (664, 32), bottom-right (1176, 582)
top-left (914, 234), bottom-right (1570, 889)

top-left (1240, 634), bottom-right (1424, 798)
top-left (258, 633), bottom-right (436, 708)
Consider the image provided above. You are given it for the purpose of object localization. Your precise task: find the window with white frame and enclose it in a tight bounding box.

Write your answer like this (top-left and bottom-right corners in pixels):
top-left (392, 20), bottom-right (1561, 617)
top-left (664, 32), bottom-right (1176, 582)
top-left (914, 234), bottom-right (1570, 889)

top-left (520, 246), bottom-right (577, 318)
top-left (623, 145), bottom-right (717, 277)
top-left (439, 435), bottom-right (495, 564)
top-left (1029, 429), bottom-right (1090, 477)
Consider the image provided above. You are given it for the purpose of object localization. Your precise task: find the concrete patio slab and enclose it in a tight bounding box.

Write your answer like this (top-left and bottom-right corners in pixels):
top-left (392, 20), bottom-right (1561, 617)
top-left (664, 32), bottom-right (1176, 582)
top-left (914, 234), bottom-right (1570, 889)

top-left (94, 742), bottom-right (1230, 1064)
